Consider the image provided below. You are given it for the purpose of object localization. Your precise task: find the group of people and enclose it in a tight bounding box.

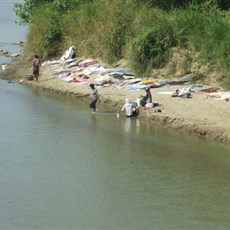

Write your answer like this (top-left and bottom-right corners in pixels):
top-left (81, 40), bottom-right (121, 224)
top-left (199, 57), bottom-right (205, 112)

top-left (89, 83), bottom-right (154, 117)
top-left (119, 87), bottom-right (154, 117)
top-left (30, 54), bottom-right (155, 116)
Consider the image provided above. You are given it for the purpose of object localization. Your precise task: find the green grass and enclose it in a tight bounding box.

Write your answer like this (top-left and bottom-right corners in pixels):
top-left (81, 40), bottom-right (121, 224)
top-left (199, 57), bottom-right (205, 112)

top-left (22, 0), bottom-right (230, 88)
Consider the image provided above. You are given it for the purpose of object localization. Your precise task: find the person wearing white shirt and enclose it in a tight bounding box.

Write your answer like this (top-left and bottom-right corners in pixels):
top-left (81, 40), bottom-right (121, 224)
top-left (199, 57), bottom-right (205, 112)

top-left (120, 98), bottom-right (139, 117)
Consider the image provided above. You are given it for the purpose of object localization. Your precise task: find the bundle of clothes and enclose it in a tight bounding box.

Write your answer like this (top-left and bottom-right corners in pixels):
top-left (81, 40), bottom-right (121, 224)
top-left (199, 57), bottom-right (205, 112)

top-left (171, 87), bottom-right (193, 98)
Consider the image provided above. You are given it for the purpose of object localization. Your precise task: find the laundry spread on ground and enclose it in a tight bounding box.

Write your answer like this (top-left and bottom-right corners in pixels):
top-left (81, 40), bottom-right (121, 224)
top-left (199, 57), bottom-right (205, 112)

top-left (42, 46), bottom-right (230, 102)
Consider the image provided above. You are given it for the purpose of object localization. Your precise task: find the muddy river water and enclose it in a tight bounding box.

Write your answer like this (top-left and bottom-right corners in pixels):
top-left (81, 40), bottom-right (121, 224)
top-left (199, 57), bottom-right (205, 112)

top-left (0, 80), bottom-right (230, 229)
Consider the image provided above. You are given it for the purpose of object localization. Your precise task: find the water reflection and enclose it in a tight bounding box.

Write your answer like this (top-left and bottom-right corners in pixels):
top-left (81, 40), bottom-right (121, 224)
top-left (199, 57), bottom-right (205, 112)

top-left (124, 118), bottom-right (140, 134)
top-left (30, 87), bottom-right (42, 97)
top-left (124, 118), bottom-right (131, 133)
top-left (135, 119), bottom-right (140, 134)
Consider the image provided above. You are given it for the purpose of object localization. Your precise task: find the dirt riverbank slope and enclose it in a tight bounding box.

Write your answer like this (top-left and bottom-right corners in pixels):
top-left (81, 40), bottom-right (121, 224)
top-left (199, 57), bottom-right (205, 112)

top-left (2, 56), bottom-right (230, 144)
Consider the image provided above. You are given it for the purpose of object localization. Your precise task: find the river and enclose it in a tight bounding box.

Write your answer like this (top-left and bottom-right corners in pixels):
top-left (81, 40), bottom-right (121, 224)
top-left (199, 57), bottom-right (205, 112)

top-left (0, 2), bottom-right (230, 230)
top-left (0, 0), bottom-right (27, 65)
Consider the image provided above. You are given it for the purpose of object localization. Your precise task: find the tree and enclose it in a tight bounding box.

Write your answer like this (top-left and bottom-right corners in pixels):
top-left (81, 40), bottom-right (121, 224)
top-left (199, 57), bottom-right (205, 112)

top-left (134, 0), bottom-right (229, 10)
top-left (13, 0), bottom-right (91, 25)
top-left (14, 0), bottom-right (34, 25)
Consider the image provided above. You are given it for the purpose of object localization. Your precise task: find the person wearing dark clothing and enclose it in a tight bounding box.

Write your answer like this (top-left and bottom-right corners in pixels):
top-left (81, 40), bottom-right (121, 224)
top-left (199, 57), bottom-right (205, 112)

top-left (89, 83), bottom-right (100, 112)
top-left (31, 55), bottom-right (41, 82)
top-left (140, 87), bottom-right (152, 106)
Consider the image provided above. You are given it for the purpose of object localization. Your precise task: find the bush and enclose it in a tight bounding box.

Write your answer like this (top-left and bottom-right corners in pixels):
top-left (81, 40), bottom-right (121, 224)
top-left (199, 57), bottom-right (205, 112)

top-left (126, 28), bottom-right (171, 76)
top-left (25, 3), bottom-right (64, 58)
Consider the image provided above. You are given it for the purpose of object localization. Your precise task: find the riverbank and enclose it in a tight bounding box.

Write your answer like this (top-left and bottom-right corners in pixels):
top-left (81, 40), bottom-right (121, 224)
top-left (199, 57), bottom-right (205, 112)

top-left (2, 56), bottom-right (230, 144)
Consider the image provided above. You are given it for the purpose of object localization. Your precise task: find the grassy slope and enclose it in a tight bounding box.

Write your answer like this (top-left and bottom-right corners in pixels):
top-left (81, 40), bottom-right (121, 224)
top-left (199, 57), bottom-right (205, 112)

top-left (22, 0), bottom-right (230, 89)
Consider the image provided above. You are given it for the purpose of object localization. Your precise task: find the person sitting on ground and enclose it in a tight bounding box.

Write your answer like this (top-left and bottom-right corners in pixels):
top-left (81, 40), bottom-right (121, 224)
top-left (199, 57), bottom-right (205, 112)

top-left (31, 54), bottom-right (41, 82)
top-left (120, 98), bottom-right (139, 117)
top-left (89, 83), bottom-right (100, 113)
top-left (139, 87), bottom-right (160, 109)
top-left (140, 87), bottom-right (152, 107)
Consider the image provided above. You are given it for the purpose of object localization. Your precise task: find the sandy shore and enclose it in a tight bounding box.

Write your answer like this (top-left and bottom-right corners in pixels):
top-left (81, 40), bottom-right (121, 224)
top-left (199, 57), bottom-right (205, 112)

top-left (4, 57), bottom-right (230, 144)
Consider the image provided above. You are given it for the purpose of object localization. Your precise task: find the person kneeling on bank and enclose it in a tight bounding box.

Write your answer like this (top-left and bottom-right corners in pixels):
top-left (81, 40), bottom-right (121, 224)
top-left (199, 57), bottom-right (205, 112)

top-left (120, 98), bottom-right (139, 117)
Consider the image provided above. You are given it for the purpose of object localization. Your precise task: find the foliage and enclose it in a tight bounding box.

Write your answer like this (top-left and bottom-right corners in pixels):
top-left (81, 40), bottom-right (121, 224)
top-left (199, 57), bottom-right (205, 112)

top-left (62, 0), bottom-right (136, 63)
top-left (134, 0), bottom-right (230, 10)
top-left (26, 3), bottom-right (64, 58)
top-left (126, 27), bottom-right (171, 76)
top-left (13, 0), bottom-right (86, 25)
top-left (15, 0), bottom-right (230, 87)
top-left (14, 0), bottom-right (34, 25)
